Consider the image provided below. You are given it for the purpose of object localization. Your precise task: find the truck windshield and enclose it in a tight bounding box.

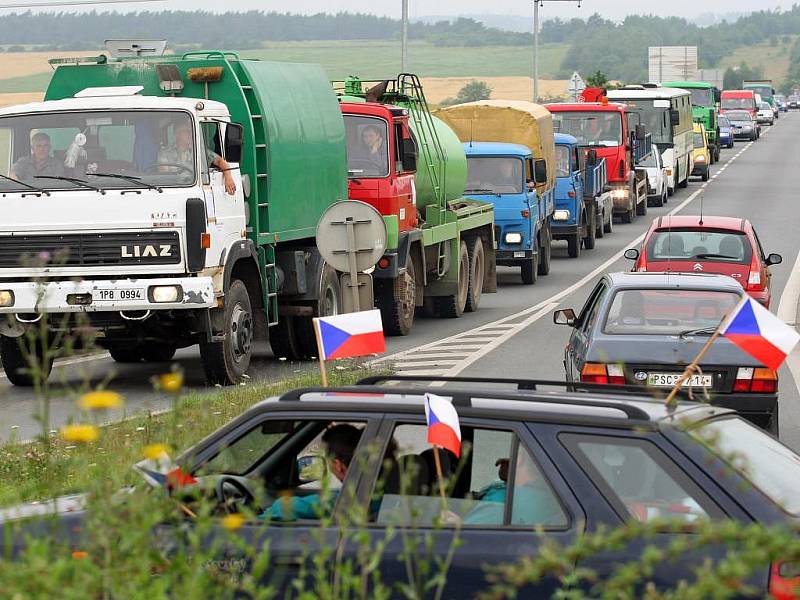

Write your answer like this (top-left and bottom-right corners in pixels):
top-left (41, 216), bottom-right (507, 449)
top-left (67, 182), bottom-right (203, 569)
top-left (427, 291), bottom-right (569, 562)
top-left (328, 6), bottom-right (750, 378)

top-left (0, 111), bottom-right (198, 192)
top-left (721, 97), bottom-right (753, 110)
top-left (344, 115), bottom-right (390, 178)
top-left (689, 88), bottom-right (712, 106)
top-left (745, 86), bottom-right (773, 101)
top-left (614, 100), bottom-right (671, 145)
top-left (551, 112), bottom-right (622, 147)
top-left (465, 157), bottom-right (523, 195)
top-left (555, 146), bottom-right (571, 177)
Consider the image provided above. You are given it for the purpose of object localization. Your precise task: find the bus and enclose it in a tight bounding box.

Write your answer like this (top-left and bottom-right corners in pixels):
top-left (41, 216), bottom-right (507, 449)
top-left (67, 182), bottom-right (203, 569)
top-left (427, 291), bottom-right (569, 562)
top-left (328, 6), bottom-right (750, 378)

top-left (662, 81), bottom-right (721, 164)
top-left (607, 85), bottom-right (693, 194)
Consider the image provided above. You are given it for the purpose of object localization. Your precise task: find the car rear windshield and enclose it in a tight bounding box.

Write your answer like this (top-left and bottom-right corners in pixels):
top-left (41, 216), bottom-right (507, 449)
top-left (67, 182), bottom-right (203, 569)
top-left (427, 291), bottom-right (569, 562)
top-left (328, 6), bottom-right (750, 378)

top-left (603, 288), bottom-right (740, 335)
top-left (646, 228), bottom-right (753, 264)
top-left (693, 417), bottom-right (800, 515)
top-left (725, 111), bottom-right (752, 121)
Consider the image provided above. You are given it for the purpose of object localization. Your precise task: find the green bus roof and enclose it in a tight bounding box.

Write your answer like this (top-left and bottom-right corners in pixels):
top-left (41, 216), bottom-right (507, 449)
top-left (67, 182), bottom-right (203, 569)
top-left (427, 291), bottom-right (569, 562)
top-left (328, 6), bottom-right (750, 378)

top-left (662, 81), bottom-right (715, 89)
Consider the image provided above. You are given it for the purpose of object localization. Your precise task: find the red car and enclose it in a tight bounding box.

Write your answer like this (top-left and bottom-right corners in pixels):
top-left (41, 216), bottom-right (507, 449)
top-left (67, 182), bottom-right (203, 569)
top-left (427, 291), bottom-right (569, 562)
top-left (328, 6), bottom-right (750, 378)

top-left (625, 215), bottom-right (783, 307)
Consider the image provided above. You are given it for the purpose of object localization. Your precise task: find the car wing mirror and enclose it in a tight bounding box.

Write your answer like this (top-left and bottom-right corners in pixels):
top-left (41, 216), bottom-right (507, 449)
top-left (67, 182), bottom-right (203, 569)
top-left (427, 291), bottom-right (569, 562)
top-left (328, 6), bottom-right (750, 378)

top-left (553, 308), bottom-right (577, 327)
top-left (624, 248), bottom-right (640, 261)
top-left (766, 253), bottom-right (783, 266)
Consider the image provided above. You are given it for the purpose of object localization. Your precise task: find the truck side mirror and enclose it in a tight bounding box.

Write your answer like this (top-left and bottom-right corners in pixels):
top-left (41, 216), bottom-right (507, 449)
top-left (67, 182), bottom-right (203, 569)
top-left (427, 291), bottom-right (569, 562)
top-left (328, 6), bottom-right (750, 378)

top-left (635, 124), bottom-right (646, 140)
top-left (224, 122), bottom-right (244, 164)
top-left (670, 109), bottom-right (680, 126)
top-left (533, 158), bottom-right (548, 184)
top-left (402, 137), bottom-right (417, 172)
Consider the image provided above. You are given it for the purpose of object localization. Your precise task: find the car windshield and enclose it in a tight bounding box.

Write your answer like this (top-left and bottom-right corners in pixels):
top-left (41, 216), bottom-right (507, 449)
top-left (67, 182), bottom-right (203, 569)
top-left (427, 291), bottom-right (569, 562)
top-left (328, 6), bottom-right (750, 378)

top-left (719, 116), bottom-right (730, 127)
top-left (551, 111), bottom-right (623, 146)
top-left (555, 145), bottom-right (571, 177)
top-left (603, 288), bottom-right (741, 335)
top-left (721, 97), bottom-right (753, 110)
top-left (726, 111), bottom-right (752, 122)
top-left (646, 228), bottom-right (753, 264)
top-left (344, 115), bottom-right (390, 178)
top-left (693, 133), bottom-right (704, 147)
top-left (465, 156), bottom-right (523, 195)
top-left (692, 417), bottom-right (800, 515)
top-left (689, 88), bottom-right (712, 106)
top-left (0, 110), bottom-right (198, 191)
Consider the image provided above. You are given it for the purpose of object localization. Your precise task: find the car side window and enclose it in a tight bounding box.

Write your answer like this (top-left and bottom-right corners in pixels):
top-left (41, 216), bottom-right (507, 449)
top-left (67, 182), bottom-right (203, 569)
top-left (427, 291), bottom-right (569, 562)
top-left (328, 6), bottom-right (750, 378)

top-left (372, 423), bottom-right (568, 529)
top-left (751, 229), bottom-right (767, 260)
top-left (580, 283), bottom-right (607, 334)
top-left (563, 435), bottom-right (721, 524)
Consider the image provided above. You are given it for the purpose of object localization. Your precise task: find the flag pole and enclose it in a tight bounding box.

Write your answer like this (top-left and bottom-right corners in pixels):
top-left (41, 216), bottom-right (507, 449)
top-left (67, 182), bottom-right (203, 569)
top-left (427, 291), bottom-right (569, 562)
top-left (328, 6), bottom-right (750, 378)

top-left (432, 446), bottom-right (448, 502)
top-left (312, 318), bottom-right (329, 387)
top-left (664, 322), bottom-right (725, 409)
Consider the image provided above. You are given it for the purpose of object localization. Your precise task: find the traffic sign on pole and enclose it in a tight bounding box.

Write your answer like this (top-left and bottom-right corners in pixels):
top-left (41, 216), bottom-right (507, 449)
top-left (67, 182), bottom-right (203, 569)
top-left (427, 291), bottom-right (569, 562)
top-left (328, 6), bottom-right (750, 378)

top-left (566, 71), bottom-right (586, 101)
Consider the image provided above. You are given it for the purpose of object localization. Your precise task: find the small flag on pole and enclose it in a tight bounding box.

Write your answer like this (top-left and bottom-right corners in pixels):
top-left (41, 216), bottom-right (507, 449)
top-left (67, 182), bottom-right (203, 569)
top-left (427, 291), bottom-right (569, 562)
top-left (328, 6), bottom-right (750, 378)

top-left (424, 393), bottom-right (462, 458)
top-left (133, 451), bottom-right (196, 489)
top-left (315, 309), bottom-right (385, 360)
top-left (721, 296), bottom-right (800, 370)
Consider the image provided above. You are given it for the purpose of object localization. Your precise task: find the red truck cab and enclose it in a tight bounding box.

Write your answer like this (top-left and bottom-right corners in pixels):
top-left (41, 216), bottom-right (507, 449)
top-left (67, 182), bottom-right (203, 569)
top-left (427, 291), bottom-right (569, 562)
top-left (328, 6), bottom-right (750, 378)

top-left (720, 90), bottom-right (758, 120)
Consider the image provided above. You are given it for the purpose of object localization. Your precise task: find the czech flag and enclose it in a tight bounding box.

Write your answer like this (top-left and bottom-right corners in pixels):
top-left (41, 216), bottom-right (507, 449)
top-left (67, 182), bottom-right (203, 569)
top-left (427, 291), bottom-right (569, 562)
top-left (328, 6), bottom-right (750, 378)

top-left (424, 393), bottom-right (462, 458)
top-left (315, 309), bottom-right (386, 361)
top-left (721, 296), bottom-right (800, 371)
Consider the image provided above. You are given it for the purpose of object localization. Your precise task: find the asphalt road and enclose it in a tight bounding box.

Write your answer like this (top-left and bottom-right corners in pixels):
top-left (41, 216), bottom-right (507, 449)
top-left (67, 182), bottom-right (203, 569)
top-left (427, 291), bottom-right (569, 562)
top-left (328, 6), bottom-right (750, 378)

top-left (2, 114), bottom-right (800, 448)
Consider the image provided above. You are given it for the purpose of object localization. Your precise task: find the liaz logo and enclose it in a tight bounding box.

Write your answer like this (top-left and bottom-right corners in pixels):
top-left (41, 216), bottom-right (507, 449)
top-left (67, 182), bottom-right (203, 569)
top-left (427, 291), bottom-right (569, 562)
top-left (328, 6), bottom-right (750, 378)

top-left (121, 245), bottom-right (173, 258)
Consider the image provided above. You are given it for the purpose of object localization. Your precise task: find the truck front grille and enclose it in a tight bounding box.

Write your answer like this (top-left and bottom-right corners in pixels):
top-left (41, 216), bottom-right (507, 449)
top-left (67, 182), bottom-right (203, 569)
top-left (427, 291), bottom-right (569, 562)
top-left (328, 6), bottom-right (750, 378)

top-left (0, 231), bottom-right (181, 268)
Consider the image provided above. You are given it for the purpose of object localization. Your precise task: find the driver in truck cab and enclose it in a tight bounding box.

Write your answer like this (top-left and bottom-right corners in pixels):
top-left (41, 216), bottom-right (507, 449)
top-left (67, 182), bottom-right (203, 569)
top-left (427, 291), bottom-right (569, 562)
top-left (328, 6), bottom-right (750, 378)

top-left (158, 122), bottom-right (237, 195)
top-left (11, 132), bottom-right (65, 181)
top-left (358, 124), bottom-right (389, 175)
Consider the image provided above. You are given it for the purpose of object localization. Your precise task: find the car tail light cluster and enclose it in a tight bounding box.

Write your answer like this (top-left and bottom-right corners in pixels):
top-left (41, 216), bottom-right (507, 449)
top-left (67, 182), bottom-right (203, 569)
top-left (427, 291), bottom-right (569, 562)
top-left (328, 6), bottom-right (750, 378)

top-left (746, 258), bottom-right (763, 291)
top-left (770, 561), bottom-right (800, 600)
top-left (733, 367), bottom-right (777, 393)
top-left (581, 363), bottom-right (625, 385)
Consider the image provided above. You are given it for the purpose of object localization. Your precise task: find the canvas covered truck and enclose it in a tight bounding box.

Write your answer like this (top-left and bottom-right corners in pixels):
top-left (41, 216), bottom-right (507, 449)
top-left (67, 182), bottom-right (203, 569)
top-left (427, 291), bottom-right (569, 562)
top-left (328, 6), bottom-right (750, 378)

top-left (0, 47), bottom-right (375, 386)
top-left (663, 81), bottom-right (721, 163)
top-left (336, 75), bottom-right (496, 336)
top-left (436, 101), bottom-right (554, 285)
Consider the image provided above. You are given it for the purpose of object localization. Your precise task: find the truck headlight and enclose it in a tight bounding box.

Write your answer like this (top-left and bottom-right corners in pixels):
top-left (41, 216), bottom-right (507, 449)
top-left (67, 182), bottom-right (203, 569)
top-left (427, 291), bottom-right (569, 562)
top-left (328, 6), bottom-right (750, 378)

top-left (0, 290), bottom-right (14, 307)
top-left (148, 285), bottom-right (183, 303)
top-left (553, 210), bottom-right (570, 221)
top-left (504, 232), bottom-right (523, 244)
top-left (610, 189), bottom-right (628, 200)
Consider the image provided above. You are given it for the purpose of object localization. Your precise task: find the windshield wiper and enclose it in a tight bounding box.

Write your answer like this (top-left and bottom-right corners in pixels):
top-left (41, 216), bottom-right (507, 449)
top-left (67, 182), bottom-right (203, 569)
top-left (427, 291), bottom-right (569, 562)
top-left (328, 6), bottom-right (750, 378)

top-left (464, 188), bottom-right (501, 196)
top-left (693, 253), bottom-right (738, 260)
top-left (679, 326), bottom-right (718, 339)
top-left (87, 172), bottom-right (162, 193)
top-left (0, 173), bottom-right (49, 196)
top-left (34, 175), bottom-right (104, 194)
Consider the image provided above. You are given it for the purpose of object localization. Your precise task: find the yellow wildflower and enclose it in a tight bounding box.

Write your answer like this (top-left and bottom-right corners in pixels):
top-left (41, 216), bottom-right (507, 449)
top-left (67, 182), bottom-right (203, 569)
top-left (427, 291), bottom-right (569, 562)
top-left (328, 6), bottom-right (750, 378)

top-left (158, 371), bottom-right (184, 394)
top-left (78, 390), bottom-right (123, 411)
top-left (60, 424), bottom-right (99, 444)
top-left (142, 443), bottom-right (171, 460)
top-left (221, 513), bottom-right (246, 531)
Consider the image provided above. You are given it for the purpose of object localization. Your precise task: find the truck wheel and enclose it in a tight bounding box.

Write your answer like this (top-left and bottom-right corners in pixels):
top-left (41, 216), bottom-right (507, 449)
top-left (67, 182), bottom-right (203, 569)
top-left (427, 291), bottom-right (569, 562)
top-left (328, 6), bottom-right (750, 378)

top-left (583, 209), bottom-right (596, 250)
top-left (142, 344), bottom-right (177, 362)
top-left (0, 336), bottom-right (54, 387)
top-left (295, 265), bottom-right (342, 358)
top-left (567, 232), bottom-right (581, 258)
top-left (108, 345), bottom-right (144, 363)
top-left (200, 279), bottom-right (253, 385)
top-left (434, 240), bottom-right (469, 318)
top-left (537, 224), bottom-right (551, 276)
top-left (270, 316), bottom-right (304, 361)
top-left (521, 253), bottom-right (538, 285)
top-left (636, 196), bottom-right (648, 216)
top-left (464, 237), bottom-right (484, 313)
top-left (621, 207), bottom-right (633, 224)
top-left (378, 256), bottom-right (416, 336)
top-left (603, 211), bottom-right (613, 234)
top-left (596, 208), bottom-right (605, 239)
top-left (701, 168), bottom-right (709, 182)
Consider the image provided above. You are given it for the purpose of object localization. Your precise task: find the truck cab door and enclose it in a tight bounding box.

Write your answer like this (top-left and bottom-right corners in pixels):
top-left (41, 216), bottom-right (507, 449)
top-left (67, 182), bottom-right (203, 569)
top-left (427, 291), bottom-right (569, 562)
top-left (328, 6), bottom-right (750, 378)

top-left (524, 157), bottom-right (539, 241)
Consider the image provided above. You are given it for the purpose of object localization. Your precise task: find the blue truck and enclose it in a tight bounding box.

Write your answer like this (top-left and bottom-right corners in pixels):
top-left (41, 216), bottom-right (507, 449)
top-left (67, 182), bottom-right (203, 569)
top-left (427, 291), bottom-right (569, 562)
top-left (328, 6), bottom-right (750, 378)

top-left (551, 133), bottom-right (612, 258)
top-left (462, 142), bottom-right (554, 284)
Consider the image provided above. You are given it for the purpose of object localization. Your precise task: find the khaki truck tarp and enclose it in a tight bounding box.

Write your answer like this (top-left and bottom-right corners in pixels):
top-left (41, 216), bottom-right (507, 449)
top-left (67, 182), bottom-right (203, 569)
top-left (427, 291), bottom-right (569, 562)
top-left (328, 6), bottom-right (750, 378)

top-left (436, 100), bottom-right (556, 193)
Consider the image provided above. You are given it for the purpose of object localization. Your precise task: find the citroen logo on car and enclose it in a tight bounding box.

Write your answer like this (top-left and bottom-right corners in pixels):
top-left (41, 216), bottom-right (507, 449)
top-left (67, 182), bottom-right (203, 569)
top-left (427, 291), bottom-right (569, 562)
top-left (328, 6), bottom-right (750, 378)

top-left (693, 263), bottom-right (703, 271)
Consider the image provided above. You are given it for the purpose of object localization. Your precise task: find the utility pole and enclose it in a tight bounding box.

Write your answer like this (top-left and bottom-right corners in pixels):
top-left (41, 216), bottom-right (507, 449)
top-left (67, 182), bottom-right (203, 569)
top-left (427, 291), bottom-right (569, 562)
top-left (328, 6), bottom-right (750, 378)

top-left (533, 0), bottom-right (582, 102)
top-left (401, 0), bottom-right (409, 73)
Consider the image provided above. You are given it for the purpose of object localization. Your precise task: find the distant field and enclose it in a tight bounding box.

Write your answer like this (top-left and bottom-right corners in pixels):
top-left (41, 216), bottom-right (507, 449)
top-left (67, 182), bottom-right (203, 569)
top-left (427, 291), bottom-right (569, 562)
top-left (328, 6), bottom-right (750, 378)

top-left (719, 35), bottom-right (797, 84)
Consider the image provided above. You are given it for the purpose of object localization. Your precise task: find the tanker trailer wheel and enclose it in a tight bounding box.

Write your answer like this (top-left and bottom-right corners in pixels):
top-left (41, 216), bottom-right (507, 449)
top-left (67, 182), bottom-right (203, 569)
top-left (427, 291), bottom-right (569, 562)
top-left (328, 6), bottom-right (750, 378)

top-left (200, 279), bottom-right (253, 385)
top-left (378, 255), bottom-right (417, 336)
top-left (0, 335), bottom-right (54, 387)
top-left (537, 224), bottom-right (551, 276)
top-left (434, 240), bottom-right (469, 318)
top-left (295, 264), bottom-right (342, 359)
top-left (465, 237), bottom-right (484, 313)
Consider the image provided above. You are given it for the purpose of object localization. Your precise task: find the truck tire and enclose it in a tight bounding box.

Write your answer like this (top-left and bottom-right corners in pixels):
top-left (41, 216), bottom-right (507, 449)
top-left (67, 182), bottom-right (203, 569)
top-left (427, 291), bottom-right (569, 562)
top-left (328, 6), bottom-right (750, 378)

top-left (702, 168), bottom-right (709, 182)
top-left (464, 237), bottom-right (484, 313)
top-left (295, 265), bottom-right (342, 359)
top-left (433, 240), bottom-right (469, 318)
top-left (596, 208), bottom-right (605, 239)
top-left (0, 336), bottom-right (54, 387)
top-left (200, 279), bottom-right (254, 385)
top-left (521, 254), bottom-right (538, 285)
top-left (270, 316), bottom-right (304, 361)
top-left (378, 256), bottom-right (416, 336)
top-left (567, 232), bottom-right (581, 258)
top-left (537, 224), bottom-right (551, 276)
top-left (108, 345), bottom-right (144, 363)
top-left (603, 211), bottom-right (613, 234)
top-left (636, 196), bottom-right (647, 216)
top-left (583, 208), bottom-right (596, 250)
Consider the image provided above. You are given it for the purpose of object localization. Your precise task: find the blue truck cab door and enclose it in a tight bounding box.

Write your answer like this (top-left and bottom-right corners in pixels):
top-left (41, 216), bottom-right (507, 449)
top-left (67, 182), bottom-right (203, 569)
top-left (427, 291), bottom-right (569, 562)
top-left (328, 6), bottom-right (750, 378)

top-left (523, 155), bottom-right (537, 241)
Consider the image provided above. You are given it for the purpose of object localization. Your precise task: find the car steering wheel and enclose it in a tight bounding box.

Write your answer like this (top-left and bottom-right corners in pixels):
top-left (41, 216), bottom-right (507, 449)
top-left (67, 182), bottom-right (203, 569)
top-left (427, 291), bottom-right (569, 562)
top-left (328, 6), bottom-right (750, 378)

top-left (215, 476), bottom-right (255, 514)
top-left (145, 162), bottom-right (194, 175)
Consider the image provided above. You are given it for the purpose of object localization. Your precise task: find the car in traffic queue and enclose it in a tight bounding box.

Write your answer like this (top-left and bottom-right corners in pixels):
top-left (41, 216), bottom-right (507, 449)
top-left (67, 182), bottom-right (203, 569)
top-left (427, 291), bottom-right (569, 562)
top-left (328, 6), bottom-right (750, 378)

top-left (718, 115), bottom-right (734, 149)
top-left (774, 94), bottom-right (788, 112)
top-left (5, 374), bottom-right (800, 598)
top-left (624, 215), bottom-right (782, 308)
top-left (555, 272), bottom-right (779, 434)
top-left (757, 101), bottom-right (775, 126)
top-left (726, 110), bottom-right (760, 141)
top-left (789, 95), bottom-right (800, 110)
top-left (640, 144), bottom-right (668, 208)
top-left (691, 123), bottom-right (711, 181)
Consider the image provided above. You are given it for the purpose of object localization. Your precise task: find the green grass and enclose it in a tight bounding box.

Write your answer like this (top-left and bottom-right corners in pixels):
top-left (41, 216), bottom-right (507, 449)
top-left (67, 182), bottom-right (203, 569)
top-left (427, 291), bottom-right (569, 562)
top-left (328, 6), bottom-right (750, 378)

top-left (0, 71), bottom-right (53, 93)
top-left (719, 35), bottom-right (798, 85)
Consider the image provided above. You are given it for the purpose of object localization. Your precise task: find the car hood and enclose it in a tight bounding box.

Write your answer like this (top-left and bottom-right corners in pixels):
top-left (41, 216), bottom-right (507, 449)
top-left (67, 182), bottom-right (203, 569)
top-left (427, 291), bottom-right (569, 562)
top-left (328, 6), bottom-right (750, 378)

top-left (587, 334), bottom-right (764, 366)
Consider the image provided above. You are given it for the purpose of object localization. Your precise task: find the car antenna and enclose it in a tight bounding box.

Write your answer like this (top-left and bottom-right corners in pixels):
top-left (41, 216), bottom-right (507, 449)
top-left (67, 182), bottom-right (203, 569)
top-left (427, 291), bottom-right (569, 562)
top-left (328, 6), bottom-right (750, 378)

top-left (699, 192), bottom-right (704, 226)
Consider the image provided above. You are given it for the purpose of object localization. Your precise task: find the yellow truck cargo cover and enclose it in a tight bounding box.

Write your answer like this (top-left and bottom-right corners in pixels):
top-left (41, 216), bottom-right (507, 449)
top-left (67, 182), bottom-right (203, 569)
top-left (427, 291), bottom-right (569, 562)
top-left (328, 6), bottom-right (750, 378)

top-left (436, 100), bottom-right (556, 193)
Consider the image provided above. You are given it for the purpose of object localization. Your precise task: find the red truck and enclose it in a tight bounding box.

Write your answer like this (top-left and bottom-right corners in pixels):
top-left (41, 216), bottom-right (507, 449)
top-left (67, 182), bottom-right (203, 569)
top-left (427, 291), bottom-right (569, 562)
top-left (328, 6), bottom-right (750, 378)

top-left (546, 101), bottom-right (651, 223)
top-left (720, 90), bottom-right (758, 120)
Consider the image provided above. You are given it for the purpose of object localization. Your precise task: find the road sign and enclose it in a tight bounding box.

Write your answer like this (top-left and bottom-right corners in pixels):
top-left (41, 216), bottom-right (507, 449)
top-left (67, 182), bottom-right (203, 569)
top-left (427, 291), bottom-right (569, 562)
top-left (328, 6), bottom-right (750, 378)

top-left (567, 71), bottom-right (586, 99)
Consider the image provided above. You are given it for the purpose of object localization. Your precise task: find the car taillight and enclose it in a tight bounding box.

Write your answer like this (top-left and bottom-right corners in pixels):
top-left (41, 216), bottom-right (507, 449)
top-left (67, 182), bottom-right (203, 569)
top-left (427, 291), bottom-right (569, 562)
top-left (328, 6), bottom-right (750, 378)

top-left (734, 367), bottom-right (777, 393)
top-left (581, 363), bottom-right (625, 385)
top-left (770, 561), bottom-right (800, 600)
top-left (746, 260), bottom-right (763, 290)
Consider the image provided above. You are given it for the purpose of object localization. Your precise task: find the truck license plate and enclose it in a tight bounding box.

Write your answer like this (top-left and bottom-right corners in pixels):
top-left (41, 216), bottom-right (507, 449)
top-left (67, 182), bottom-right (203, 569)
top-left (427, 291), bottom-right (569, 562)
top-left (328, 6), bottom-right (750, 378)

top-left (94, 289), bottom-right (144, 302)
top-left (647, 373), bottom-right (712, 388)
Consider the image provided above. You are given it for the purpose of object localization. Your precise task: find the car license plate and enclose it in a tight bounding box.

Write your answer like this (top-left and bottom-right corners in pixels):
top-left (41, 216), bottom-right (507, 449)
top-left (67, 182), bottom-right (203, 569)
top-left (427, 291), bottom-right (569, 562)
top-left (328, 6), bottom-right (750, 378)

top-left (646, 373), bottom-right (712, 388)
top-left (94, 289), bottom-right (144, 302)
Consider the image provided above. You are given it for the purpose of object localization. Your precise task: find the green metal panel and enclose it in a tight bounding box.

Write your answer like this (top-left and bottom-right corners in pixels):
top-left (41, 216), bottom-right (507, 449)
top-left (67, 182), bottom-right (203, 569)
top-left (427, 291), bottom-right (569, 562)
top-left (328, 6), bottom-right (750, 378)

top-left (44, 53), bottom-right (347, 244)
top-left (662, 81), bottom-right (718, 143)
top-left (407, 115), bottom-right (467, 211)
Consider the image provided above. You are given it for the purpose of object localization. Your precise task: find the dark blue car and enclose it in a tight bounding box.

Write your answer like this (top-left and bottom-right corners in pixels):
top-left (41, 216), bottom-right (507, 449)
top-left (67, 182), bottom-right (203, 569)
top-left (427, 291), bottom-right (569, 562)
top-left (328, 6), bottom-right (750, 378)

top-left (718, 114), bottom-right (734, 148)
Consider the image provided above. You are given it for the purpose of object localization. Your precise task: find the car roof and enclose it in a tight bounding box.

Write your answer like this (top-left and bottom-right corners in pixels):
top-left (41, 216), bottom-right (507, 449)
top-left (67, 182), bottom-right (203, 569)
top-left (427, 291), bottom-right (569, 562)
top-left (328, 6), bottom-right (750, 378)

top-left (650, 214), bottom-right (748, 231)
top-left (554, 132), bottom-right (578, 145)
top-left (603, 271), bottom-right (745, 293)
top-left (463, 142), bottom-right (531, 157)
